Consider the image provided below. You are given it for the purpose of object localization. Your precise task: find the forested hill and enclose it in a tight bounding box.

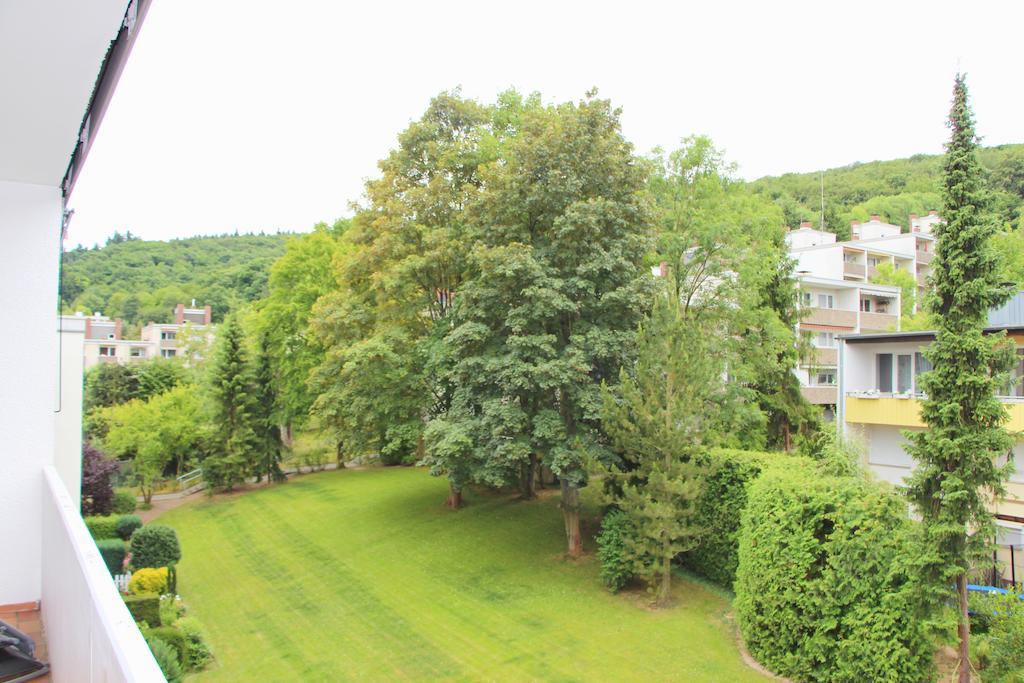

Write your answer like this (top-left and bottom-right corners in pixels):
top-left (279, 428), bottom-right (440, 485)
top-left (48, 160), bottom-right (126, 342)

top-left (60, 232), bottom-right (291, 330)
top-left (747, 143), bottom-right (1024, 239)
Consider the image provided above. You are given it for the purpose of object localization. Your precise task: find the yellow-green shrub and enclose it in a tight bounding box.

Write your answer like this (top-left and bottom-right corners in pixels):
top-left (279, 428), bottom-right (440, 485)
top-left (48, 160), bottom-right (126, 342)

top-left (129, 567), bottom-right (168, 595)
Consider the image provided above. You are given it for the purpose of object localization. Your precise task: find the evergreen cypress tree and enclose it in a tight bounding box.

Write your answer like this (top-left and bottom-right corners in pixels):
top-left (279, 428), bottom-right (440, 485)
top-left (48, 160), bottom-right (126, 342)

top-left (252, 332), bottom-right (285, 484)
top-left (207, 315), bottom-right (260, 489)
top-left (904, 74), bottom-right (1017, 683)
top-left (601, 280), bottom-right (719, 605)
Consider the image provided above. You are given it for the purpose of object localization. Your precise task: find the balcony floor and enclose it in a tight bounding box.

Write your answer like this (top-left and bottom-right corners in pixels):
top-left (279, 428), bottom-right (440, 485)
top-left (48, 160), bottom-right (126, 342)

top-left (0, 603), bottom-right (50, 682)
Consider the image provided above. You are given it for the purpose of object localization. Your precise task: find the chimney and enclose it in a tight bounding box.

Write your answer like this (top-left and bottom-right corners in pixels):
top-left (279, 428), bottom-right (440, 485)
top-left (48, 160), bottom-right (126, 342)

top-left (84, 318), bottom-right (91, 339)
top-left (909, 213), bottom-right (918, 220)
top-left (658, 261), bottom-right (667, 278)
top-left (174, 303), bottom-right (185, 324)
top-left (799, 220), bottom-right (813, 229)
top-left (203, 305), bottom-right (212, 325)
top-left (869, 214), bottom-right (881, 222)
top-left (928, 209), bottom-right (938, 216)
top-left (114, 319), bottom-right (123, 340)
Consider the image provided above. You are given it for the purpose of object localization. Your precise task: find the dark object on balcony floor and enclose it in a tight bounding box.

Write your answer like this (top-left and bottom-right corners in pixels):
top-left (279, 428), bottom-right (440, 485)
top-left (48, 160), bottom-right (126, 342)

top-left (0, 620), bottom-right (49, 683)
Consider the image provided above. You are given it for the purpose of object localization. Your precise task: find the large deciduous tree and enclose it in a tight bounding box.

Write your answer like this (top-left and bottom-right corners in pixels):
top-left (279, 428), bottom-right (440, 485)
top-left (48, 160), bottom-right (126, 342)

top-left (904, 74), bottom-right (1017, 683)
top-left (431, 92), bottom-right (652, 555)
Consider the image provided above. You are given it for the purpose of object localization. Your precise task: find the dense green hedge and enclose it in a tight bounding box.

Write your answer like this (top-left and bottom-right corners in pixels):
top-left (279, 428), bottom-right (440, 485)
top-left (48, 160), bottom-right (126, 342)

top-left (95, 538), bottom-right (126, 575)
top-left (112, 490), bottom-right (138, 514)
top-left (115, 515), bottom-right (143, 541)
top-left (679, 449), bottom-right (798, 587)
top-left (85, 515), bottom-right (120, 540)
top-left (735, 468), bottom-right (931, 683)
top-left (124, 592), bottom-right (161, 627)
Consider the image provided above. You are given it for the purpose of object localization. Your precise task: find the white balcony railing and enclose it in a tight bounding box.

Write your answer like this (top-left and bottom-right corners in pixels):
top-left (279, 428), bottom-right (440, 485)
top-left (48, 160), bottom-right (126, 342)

top-left (40, 466), bottom-right (165, 682)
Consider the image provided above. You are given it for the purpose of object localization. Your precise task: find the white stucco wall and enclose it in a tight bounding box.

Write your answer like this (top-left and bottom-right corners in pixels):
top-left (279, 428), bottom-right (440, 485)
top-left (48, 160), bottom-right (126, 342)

top-left (0, 180), bottom-right (62, 605)
top-left (56, 317), bottom-right (85, 508)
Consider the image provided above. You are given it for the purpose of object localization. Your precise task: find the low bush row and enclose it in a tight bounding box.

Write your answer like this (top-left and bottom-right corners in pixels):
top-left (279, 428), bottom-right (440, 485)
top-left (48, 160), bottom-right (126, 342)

top-left (85, 513), bottom-right (142, 541)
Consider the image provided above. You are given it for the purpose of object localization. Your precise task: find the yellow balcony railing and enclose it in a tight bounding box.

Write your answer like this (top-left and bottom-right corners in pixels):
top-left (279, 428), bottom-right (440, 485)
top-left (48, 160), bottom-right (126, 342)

top-left (845, 395), bottom-right (1024, 431)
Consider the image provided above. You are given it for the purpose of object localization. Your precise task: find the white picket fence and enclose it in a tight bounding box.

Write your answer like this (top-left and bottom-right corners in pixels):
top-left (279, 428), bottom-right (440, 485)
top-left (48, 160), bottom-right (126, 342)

top-left (113, 572), bottom-right (132, 593)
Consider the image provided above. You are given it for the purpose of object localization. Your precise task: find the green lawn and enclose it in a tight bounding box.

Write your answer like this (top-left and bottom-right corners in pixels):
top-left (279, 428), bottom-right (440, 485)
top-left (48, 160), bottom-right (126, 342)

top-left (158, 467), bottom-right (765, 682)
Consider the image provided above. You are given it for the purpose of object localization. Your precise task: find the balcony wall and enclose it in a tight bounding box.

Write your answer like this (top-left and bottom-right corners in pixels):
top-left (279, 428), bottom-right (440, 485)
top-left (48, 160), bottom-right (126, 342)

top-left (803, 307), bottom-right (857, 327)
top-left (845, 395), bottom-right (1024, 431)
top-left (858, 311), bottom-right (899, 332)
top-left (812, 347), bottom-right (837, 365)
top-left (802, 386), bottom-right (838, 405)
top-left (843, 262), bottom-right (866, 278)
top-left (40, 466), bottom-right (164, 683)
top-left (916, 249), bottom-right (933, 265)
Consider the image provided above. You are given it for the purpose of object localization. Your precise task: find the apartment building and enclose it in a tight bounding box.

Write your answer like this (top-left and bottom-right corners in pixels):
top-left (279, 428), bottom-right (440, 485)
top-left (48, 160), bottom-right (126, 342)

top-left (787, 214), bottom-right (940, 411)
top-left (79, 303), bottom-right (214, 368)
top-left (837, 293), bottom-right (1024, 583)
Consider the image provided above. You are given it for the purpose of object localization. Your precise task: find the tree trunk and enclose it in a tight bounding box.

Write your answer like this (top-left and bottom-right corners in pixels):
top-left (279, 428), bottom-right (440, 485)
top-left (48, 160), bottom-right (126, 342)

top-left (521, 454), bottom-right (538, 499)
top-left (280, 423), bottom-right (293, 449)
top-left (956, 573), bottom-right (971, 683)
top-left (336, 440), bottom-right (346, 468)
top-left (782, 421), bottom-right (792, 452)
top-left (657, 543), bottom-right (672, 607)
top-left (560, 479), bottom-right (582, 558)
top-left (447, 481), bottom-right (462, 509)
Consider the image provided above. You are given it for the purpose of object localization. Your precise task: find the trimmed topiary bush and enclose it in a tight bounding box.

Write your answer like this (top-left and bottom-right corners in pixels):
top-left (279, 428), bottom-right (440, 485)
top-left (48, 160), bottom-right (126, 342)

top-left (130, 524), bottom-right (181, 569)
top-left (129, 567), bottom-right (168, 595)
top-left (95, 538), bottom-right (126, 575)
top-left (112, 489), bottom-right (138, 514)
top-left (176, 617), bottom-right (214, 671)
top-left (115, 514), bottom-right (143, 541)
top-left (146, 636), bottom-right (183, 683)
top-left (735, 468), bottom-right (932, 683)
top-left (84, 515), bottom-right (119, 540)
top-left (596, 509), bottom-right (636, 592)
top-left (124, 592), bottom-right (161, 627)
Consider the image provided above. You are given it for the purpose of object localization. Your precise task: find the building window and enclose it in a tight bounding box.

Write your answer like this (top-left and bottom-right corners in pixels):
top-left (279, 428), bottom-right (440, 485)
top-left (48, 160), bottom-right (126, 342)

top-left (860, 299), bottom-right (872, 312)
top-left (868, 257), bottom-right (880, 267)
top-left (844, 253), bottom-right (858, 263)
top-left (817, 294), bottom-right (834, 309)
top-left (816, 370), bottom-right (836, 386)
top-left (99, 346), bottom-right (115, 357)
top-left (877, 353), bottom-right (893, 392)
top-left (800, 292), bottom-right (812, 307)
top-left (897, 354), bottom-right (913, 393)
top-left (161, 349), bottom-right (177, 358)
top-left (130, 348), bottom-right (143, 358)
top-left (161, 331), bottom-right (176, 340)
top-left (816, 331), bottom-right (836, 348)
top-left (914, 351), bottom-right (932, 394)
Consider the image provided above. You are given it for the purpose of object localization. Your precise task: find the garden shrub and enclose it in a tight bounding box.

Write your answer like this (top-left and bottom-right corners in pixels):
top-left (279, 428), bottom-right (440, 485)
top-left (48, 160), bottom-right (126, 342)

top-left (148, 626), bottom-right (187, 666)
top-left (971, 588), bottom-right (1024, 681)
top-left (129, 567), bottom-right (169, 595)
top-left (146, 637), bottom-right (183, 683)
top-left (159, 594), bottom-right (184, 627)
top-left (95, 538), bottom-right (126, 575)
top-left (596, 509), bottom-right (636, 592)
top-left (177, 617), bottom-right (214, 670)
top-left (735, 468), bottom-right (932, 683)
top-left (81, 444), bottom-right (119, 515)
top-left (112, 489), bottom-right (138, 514)
top-left (115, 514), bottom-right (143, 541)
top-left (124, 592), bottom-right (161, 627)
top-left (84, 515), bottom-right (119, 540)
top-left (130, 524), bottom-right (181, 569)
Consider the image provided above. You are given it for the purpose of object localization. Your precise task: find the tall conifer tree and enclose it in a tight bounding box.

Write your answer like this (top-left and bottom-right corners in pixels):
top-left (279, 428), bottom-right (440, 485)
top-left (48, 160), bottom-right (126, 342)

top-left (904, 74), bottom-right (1016, 682)
top-left (207, 315), bottom-right (260, 489)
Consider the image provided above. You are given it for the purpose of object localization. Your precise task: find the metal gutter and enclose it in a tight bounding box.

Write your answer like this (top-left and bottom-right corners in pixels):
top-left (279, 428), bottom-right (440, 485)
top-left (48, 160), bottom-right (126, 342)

top-left (61, 0), bottom-right (153, 199)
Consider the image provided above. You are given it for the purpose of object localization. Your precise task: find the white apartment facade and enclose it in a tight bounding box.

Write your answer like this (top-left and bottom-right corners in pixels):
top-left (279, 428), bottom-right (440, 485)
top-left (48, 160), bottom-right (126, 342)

top-left (80, 303), bottom-right (214, 368)
top-left (787, 213), bottom-right (940, 411)
top-left (1, 1), bottom-right (165, 680)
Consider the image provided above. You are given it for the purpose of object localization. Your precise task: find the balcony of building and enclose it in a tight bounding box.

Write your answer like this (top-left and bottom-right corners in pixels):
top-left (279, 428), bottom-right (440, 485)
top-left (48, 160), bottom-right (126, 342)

top-left (802, 385), bottom-right (838, 405)
top-left (844, 393), bottom-right (1024, 430)
top-left (858, 311), bottom-right (899, 332)
top-left (802, 306), bottom-right (858, 327)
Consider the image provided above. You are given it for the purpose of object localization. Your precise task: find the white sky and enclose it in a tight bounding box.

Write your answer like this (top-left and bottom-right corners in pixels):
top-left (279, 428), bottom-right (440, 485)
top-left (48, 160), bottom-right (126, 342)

top-left (67, 0), bottom-right (1023, 247)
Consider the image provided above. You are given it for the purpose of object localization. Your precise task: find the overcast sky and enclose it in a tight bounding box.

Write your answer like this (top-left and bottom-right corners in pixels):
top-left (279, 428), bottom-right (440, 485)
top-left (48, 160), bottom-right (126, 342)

top-left (66, 0), bottom-right (1023, 247)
